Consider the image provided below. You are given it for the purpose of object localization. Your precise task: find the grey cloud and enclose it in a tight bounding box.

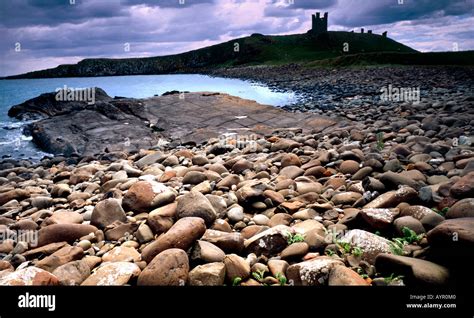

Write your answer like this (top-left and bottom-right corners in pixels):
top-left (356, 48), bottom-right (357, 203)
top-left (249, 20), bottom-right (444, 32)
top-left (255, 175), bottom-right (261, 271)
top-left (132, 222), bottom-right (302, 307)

top-left (264, 0), bottom-right (335, 17)
top-left (331, 0), bottom-right (474, 27)
top-left (0, 0), bottom-right (225, 61)
top-left (0, 0), bottom-right (127, 27)
top-left (264, 6), bottom-right (303, 17)
top-left (266, 0), bottom-right (336, 10)
top-left (289, 0), bottom-right (336, 9)
top-left (122, 0), bottom-right (215, 7)
top-left (0, 0), bottom-right (214, 29)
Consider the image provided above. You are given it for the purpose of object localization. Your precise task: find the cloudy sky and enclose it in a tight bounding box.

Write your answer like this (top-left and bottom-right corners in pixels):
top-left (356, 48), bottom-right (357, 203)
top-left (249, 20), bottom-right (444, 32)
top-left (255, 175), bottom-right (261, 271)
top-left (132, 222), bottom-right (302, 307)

top-left (0, 0), bottom-right (473, 76)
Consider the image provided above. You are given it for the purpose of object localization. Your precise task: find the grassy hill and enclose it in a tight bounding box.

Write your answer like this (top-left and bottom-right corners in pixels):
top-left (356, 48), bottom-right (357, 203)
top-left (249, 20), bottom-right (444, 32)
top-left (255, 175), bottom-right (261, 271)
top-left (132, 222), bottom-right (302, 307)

top-left (5, 31), bottom-right (417, 79)
top-left (216, 31), bottom-right (417, 66)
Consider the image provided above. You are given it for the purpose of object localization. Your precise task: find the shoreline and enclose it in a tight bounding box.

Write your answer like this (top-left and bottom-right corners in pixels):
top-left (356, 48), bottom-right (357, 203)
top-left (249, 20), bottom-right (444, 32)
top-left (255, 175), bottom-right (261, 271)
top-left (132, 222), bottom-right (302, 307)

top-left (2, 64), bottom-right (473, 165)
top-left (0, 65), bottom-right (473, 287)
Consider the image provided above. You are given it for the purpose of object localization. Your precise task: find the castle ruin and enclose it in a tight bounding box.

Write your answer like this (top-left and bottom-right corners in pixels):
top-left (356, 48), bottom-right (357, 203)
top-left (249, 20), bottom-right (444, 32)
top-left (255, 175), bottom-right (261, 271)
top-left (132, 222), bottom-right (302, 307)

top-left (311, 12), bottom-right (328, 35)
top-left (310, 12), bottom-right (388, 38)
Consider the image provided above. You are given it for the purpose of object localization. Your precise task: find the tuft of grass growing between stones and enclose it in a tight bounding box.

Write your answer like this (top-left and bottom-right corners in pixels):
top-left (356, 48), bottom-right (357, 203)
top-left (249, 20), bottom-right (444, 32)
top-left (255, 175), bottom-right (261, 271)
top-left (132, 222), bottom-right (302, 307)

top-left (384, 273), bottom-right (404, 284)
top-left (276, 273), bottom-right (287, 286)
top-left (389, 227), bottom-right (424, 255)
top-left (252, 269), bottom-right (266, 282)
top-left (232, 277), bottom-right (242, 286)
top-left (286, 232), bottom-right (305, 245)
top-left (432, 207), bottom-right (449, 217)
top-left (376, 132), bottom-right (385, 151)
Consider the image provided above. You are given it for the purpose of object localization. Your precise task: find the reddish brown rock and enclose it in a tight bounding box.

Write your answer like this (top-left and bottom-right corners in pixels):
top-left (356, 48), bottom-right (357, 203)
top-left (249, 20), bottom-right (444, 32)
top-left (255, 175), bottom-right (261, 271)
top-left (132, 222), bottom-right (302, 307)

top-left (328, 265), bottom-right (369, 286)
top-left (138, 249), bottom-right (189, 286)
top-left (263, 190), bottom-right (285, 205)
top-left (268, 259), bottom-right (289, 278)
top-left (201, 229), bottom-right (244, 253)
top-left (324, 177), bottom-right (346, 189)
top-left (450, 172), bottom-right (474, 199)
top-left (280, 242), bottom-right (309, 260)
top-left (43, 210), bottom-right (83, 225)
top-left (22, 242), bottom-right (69, 258)
top-left (81, 262), bottom-right (141, 286)
top-left (182, 171), bottom-right (207, 185)
top-left (401, 205), bottom-right (437, 220)
top-left (360, 208), bottom-right (397, 230)
top-left (375, 253), bottom-right (450, 286)
top-left (104, 222), bottom-right (138, 241)
top-left (279, 165), bottom-right (304, 179)
top-left (231, 159), bottom-right (253, 174)
top-left (216, 174), bottom-right (240, 189)
top-left (427, 218), bottom-right (474, 251)
top-left (340, 229), bottom-right (391, 264)
top-left (176, 191), bottom-right (217, 226)
top-left (331, 192), bottom-right (362, 206)
top-left (364, 186), bottom-right (417, 209)
top-left (446, 198), bottom-right (474, 219)
top-left (211, 219), bottom-right (233, 232)
top-left (286, 256), bottom-right (344, 286)
top-left (0, 239), bottom-right (14, 253)
top-left (52, 260), bottom-right (91, 285)
top-left (240, 225), bottom-right (269, 239)
top-left (9, 219), bottom-right (37, 231)
top-left (277, 201), bottom-right (305, 214)
top-left (281, 153), bottom-right (301, 168)
top-left (223, 254), bottom-right (250, 282)
top-left (50, 184), bottom-right (72, 198)
top-left (69, 174), bottom-right (90, 185)
top-left (0, 267), bottom-right (59, 286)
top-left (91, 198), bottom-right (127, 228)
top-left (191, 240), bottom-right (226, 263)
top-left (159, 170), bottom-right (176, 182)
top-left (0, 189), bottom-right (29, 205)
top-left (147, 202), bottom-right (176, 234)
top-left (122, 181), bottom-right (173, 212)
top-left (38, 224), bottom-right (98, 247)
top-left (292, 219), bottom-right (326, 238)
top-left (188, 262), bottom-right (226, 286)
top-left (304, 166), bottom-right (327, 178)
top-left (141, 217), bottom-right (206, 263)
top-left (122, 181), bottom-right (154, 212)
top-left (339, 160), bottom-right (360, 174)
top-left (0, 260), bottom-right (13, 271)
top-left (244, 225), bottom-right (290, 257)
top-left (268, 213), bottom-right (293, 227)
top-left (102, 246), bottom-right (141, 262)
top-left (36, 245), bottom-right (84, 272)
top-left (270, 138), bottom-right (301, 152)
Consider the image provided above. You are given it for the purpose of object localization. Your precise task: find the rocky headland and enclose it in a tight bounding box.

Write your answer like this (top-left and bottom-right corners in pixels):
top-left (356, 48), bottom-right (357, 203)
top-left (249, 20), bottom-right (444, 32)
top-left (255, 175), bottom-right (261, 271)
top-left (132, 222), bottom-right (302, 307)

top-left (7, 89), bottom-right (336, 157)
top-left (0, 65), bottom-right (473, 286)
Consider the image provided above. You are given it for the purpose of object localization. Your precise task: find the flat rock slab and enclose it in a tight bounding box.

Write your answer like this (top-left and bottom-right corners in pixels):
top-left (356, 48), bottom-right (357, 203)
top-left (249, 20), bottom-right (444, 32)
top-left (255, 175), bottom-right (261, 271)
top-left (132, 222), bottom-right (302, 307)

top-left (10, 90), bottom-right (337, 156)
top-left (145, 93), bottom-right (336, 142)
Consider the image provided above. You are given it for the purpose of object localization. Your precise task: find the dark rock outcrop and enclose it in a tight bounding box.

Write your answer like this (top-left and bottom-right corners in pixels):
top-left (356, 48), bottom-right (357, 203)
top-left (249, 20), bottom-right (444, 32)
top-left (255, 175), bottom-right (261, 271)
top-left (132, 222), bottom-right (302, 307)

top-left (8, 88), bottom-right (111, 120)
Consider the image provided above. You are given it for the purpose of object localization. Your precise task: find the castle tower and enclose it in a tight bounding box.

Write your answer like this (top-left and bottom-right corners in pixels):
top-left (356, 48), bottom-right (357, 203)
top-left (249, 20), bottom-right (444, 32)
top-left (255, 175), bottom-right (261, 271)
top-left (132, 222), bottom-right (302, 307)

top-left (311, 12), bottom-right (328, 35)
